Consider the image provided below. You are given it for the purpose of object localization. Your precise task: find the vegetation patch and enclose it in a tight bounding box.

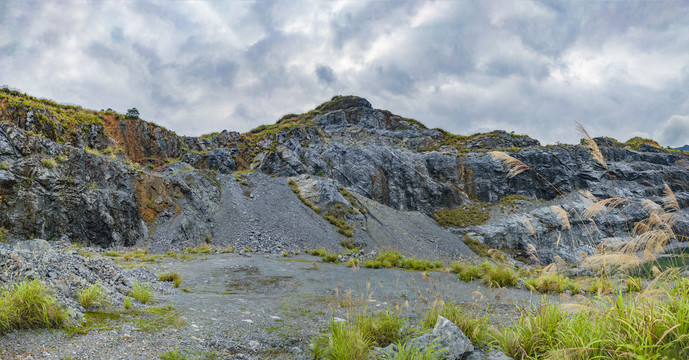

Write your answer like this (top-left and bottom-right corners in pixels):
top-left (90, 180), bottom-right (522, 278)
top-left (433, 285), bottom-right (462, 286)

top-left (131, 281), bottom-right (154, 304)
top-left (433, 203), bottom-right (490, 228)
top-left (41, 158), bottom-right (57, 169)
top-left (421, 303), bottom-right (489, 344)
top-left (450, 262), bottom-right (482, 282)
top-left (0, 279), bottom-right (67, 334)
top-left (524, 272), bottom-right (579, 294)
top-left (461, 234), bottom-right (491, 258)
top-left (289, 179), bottom-right (355, 237)
top-left (364, 251), bottom-right (442, 271)
top-left (78, 283), bottom-right (110, 310)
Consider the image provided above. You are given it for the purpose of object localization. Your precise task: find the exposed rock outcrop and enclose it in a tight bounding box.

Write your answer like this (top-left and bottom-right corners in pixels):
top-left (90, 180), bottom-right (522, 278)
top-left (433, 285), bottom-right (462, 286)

top-left (1, 90), bottom-right (688, 265)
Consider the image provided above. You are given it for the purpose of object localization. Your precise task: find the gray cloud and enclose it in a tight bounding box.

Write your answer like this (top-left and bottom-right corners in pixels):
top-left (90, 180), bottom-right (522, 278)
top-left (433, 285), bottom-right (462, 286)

top-left (315, 65), bottom-right (335, 85)
top-left (1, 0), bottom-right (688, 145)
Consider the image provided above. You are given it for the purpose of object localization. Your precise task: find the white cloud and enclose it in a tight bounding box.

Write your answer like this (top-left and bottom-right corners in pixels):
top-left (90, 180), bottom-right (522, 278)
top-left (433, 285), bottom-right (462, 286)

top-left (1, 0), bottom-right (688, 145)
top-left (656, 115), bottom-right (689, 148)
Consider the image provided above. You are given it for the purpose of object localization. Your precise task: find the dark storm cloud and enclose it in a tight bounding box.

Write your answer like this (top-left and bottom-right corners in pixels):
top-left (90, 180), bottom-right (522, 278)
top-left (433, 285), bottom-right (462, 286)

top-left (315, 65), bottom-right (335, 85)
top-left (1, 0), bottom-right (688, 144)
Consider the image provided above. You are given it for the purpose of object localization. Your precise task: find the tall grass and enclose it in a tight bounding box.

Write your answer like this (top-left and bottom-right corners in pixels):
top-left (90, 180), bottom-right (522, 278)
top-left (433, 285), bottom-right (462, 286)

top-left (492, 278), bottom-right (689, 359)
top-left (0, 279), bottom-right (67, 334)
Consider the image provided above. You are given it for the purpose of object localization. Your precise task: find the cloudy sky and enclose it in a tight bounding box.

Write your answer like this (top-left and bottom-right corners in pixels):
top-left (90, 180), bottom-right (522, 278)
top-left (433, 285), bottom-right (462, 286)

top-left (1, 1), bottom-right (688, 146)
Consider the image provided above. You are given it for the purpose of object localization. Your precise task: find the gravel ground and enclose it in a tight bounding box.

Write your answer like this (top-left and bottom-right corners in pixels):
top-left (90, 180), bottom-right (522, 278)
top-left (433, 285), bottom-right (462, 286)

top-left (0, 252), bottom-right (553, 360)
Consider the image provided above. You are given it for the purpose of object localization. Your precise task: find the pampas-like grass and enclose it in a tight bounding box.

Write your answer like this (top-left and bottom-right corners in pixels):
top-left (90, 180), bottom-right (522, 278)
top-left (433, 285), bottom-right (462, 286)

top-left (489, 151), bottom-right (531, 178)
top-left (577, 123), bottom-right (607, 169)
top-left (551, 206), bottom-right (571, 229)
top-left (583, 197), bottom-right (631, 218)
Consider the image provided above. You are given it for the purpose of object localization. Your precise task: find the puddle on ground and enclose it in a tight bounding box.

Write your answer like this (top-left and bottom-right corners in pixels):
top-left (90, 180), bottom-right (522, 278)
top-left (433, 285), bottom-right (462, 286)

top-left (213, 265), bottom-right (294, 294)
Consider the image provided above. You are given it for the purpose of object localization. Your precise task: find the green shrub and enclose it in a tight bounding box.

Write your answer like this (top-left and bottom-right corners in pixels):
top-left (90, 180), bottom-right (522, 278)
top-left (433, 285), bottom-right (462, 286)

top-left (41, 158), bottom-right (57, 169)
top-left (131, 281), bottom-right (154, 304)
top-left (0, 279), bottom-right (66, 334)
top-left (78, 283), bottom-right (110, 310)
top-left (172, 278), bottom-right (183, 288)
top-left (347, 258), bottom-right (360, 268)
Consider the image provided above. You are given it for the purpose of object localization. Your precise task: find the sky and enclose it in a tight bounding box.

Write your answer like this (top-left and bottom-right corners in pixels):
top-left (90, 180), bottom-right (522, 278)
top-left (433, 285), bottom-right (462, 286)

top-left (1, 1), bottom-right (689, 146)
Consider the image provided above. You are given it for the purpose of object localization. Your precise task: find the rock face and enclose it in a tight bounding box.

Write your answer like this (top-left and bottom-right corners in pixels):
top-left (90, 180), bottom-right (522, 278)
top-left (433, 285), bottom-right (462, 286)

top-left (1, 91), bottom-right (688, 264)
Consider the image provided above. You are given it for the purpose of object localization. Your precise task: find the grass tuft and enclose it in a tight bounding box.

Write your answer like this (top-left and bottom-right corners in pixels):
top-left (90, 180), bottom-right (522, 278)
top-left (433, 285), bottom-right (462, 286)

top-left (78, 283), bottom-right (110, 310)
top-left (131, 281), bottom-right (154, 304)
top-left (0, 279), bottom-right (67, 334)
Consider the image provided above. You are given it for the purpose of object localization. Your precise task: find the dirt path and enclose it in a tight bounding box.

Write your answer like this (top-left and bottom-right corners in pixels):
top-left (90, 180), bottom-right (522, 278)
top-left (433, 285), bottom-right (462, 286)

top-left (0, 253), bottom-right (550, 360)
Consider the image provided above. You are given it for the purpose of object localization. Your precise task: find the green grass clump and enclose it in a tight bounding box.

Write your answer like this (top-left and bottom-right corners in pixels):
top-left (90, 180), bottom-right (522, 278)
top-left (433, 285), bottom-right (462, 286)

top-left (524, 272), bottom-right (578, 294)
top-left (41, 158), bottom-right (57, 169)
top-left (159, 348), bottom-right (188, 360)
top-left (131, 281), bottom-right (154, 304)
top-left (123, 297), bottom-right (132, 309)
top-left (451, 262), bottom-right (482, 282)
top-left (103, 251), bottom-right (122, 257)
top-left (310, 248), bottom-right (327, 257)
top-left (321, 252), bottom-right (340, 263)
top-left (398, 257), bottom-right (443, 271)
top-left (365, 251), bottom-right (403, 269)
top-left (311, 319), bottom-right (371, 360)
top-left (394, 340), bottom-right (446, 360)
top-left (78, 283), bottom-right (110, 310)
top-left (492, 279), bottom-right (689, 359)
top-left (433, 203), bottom-right (490, 228)
top-left (625, 276), bottom-right (643, 293)
top-left (158, 272), bottom-right (181, 282)
top-left (483, 263), bottom-right (518, 288)
top-left (355, 309), bottom-right (405, 347)
top-left (0, 279), bottom-right (67, 334)
top-left (347, 258), bottom-right (360, 268)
